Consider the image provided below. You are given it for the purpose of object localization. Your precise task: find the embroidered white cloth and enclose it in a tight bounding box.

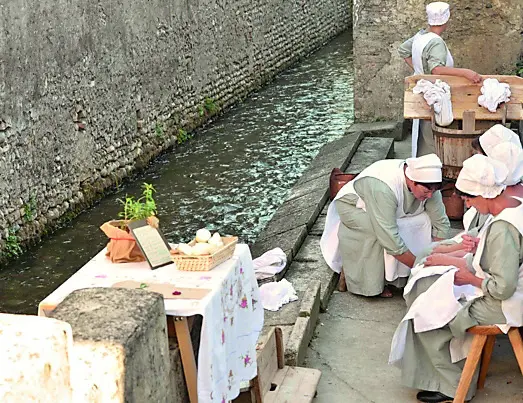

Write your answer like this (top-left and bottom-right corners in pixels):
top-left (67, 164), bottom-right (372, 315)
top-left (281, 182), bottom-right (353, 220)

top-left (38, 244), bottom-right (263, 403)
top-left (252, 247), bottom-right (287, 280)
top-left (259, 278), bottom-right (298, 311)
top-left (413, 79), bottom-right (453, 126)
top-left (478, 78), bottom-right (511, 113)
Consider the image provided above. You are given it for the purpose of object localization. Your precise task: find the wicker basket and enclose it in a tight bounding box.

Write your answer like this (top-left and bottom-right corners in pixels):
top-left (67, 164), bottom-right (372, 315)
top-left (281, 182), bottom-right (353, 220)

top-left (172, 236), bottom-right (238, 271)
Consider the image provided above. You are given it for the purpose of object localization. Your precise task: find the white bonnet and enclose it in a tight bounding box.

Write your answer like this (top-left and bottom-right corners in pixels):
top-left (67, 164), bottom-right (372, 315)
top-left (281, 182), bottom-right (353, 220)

top-left (488, 142), bottom-right (523, 186)
top-left (456, 154), bottom-right (508, 198)
top-left (426, 2), bottom-right (450, 26)
top-left (405, 153), bottom-right (443, 183)
top-left (479, 124), bottom-right (521, 156)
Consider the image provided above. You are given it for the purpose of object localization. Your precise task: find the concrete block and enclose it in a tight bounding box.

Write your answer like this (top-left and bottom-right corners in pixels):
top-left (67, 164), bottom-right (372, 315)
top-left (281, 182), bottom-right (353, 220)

top-left (346, 137), bottom-right (394, 173)
top-left (263, 290), bottom-right (303, 326)
top-left (285, 175), bottom-right (328, 202)
top-left (284, 258), bottom-right (339, 311)
top-left (285, 316), bottom-right (315, 367)
top-left (168, 344), bottom-right (189, 402)
top-left (299, 281), bottom-right (321, 319)
top-left (347, 121), bottom-right (403, 141)
top-left (252, 225), bottom-right (307, 259)
top-left (295, 132), bottom-right (363, 186)
top-left (0, 314), bottom-right (73, 402)
top-left (50, 288), bottom-right (173, 403)
top-left (309, 214), bottom-right (326, 236)
top-left (267, 190), bottom-right (327, 234)
top-left (294, 236), bottom-right (323, 262)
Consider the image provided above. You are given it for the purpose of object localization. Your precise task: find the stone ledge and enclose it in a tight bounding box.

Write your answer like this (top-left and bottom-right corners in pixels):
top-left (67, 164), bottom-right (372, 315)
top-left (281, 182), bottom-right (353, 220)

top-left (347, 121), bottom-right (404, 141)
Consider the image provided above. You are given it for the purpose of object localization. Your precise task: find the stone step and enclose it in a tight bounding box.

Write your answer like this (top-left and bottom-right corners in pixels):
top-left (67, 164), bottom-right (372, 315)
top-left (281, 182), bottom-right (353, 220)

top-left (345, 136), bottom-right (394, 174)
top-left (347, 121), bottom-right (404, 141)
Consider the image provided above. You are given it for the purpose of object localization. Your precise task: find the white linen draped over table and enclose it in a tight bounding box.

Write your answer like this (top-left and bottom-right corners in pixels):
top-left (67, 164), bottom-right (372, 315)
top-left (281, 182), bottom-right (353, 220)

top-left (38, 244), bottom-right (263, 403)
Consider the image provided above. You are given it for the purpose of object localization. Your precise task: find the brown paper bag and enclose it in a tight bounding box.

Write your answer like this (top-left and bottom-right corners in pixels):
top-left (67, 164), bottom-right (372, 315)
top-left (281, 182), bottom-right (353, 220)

top-left (100, 220), bottom-right (145, 263)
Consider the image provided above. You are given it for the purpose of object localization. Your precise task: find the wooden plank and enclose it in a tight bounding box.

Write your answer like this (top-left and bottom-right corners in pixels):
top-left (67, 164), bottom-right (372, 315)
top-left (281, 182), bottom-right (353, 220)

top-left (264, 366), bottom-right (321, 403)
top-left (404, 74), bottom-right (523, 120)
top-left (256, 328), bottom-right (279, 399)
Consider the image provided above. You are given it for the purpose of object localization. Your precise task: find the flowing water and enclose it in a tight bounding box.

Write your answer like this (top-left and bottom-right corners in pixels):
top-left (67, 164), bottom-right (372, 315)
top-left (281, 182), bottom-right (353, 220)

top-left (0, 31), bottom-right (354, 314)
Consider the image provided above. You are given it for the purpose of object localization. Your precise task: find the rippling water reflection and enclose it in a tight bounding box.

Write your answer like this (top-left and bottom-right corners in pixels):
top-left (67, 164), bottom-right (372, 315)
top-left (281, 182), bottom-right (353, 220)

top-left (0, 31), bottom-right (354, 314)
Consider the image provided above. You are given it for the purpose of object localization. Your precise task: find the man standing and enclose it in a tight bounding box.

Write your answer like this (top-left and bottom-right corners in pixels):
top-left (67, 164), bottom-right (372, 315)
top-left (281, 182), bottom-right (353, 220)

top-left (321, 154), bottom-right (451, 297)
top-left (399, 2), bottom-right (482, 157)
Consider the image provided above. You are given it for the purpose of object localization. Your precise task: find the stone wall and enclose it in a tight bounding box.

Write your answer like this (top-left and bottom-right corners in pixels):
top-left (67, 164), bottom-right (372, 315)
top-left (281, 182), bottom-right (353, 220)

top-left (353, 0), bottom-right (523, 122)
top-left (0, 0), bottom-right (351, 257)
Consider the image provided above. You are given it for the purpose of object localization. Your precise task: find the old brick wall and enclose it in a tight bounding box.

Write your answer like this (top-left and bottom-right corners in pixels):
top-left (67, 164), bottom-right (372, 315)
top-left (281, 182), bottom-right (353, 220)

top-left (0, 0), bottom-right (351, 256)
top-left (353, 0), bottom-right (523, 122)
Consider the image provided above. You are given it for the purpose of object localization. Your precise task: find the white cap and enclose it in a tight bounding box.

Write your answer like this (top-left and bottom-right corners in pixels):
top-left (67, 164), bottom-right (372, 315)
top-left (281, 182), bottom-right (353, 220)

top-left (426, 2), bottom-right (450, 26)
top-left (479, 124), bottom-right (522, 156)
top-left (405, 153), bottom-right (443, 183)
top-left (456, 154), bottom-right (508, 198)
top-left (488, 142), bottom-right (523, 186)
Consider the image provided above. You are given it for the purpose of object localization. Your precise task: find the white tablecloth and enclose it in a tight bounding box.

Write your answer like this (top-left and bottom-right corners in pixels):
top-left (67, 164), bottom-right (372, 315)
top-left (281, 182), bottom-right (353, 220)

top-left (38, 244), bottom-right (264, 403)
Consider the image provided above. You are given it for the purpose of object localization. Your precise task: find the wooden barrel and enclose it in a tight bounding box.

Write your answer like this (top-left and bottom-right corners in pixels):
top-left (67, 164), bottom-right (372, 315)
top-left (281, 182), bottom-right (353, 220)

top-left (431, 110), bottom-right (501, 180)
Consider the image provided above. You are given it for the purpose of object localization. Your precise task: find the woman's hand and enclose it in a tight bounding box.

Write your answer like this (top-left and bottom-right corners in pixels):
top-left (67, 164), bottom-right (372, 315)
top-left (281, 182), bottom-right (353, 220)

top-left (462, 69), bottom-right (483, 84)
top-left (454, 266), bottom-right (483, 288)
top-left (424, 253), bottom-right (459, 267)
top-left (461, 234), bottom-right (480, 253)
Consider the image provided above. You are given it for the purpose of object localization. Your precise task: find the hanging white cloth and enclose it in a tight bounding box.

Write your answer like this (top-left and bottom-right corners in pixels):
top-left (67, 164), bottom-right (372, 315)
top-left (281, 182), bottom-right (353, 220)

top-left (320, 159), bottom-right (432, 281)
top-left (413, 79), bottom-right (453, 127)
top-left (478, 78), bottom-right (511, 113)
top-left (411, 31), bottom-right (454, 157)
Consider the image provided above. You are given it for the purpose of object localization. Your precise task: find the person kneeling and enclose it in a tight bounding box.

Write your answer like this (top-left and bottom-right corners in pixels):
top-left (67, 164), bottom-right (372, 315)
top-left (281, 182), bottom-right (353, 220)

top-left (321, 154), bottom-right (450, 298)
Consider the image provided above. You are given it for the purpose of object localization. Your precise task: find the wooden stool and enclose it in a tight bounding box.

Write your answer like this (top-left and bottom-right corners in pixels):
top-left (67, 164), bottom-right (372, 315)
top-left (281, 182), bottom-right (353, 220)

top-left (454, 325), bottom-right (523, 403)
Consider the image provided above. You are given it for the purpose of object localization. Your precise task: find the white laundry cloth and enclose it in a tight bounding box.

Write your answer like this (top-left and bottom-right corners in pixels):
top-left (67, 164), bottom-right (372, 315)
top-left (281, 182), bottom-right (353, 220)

top-left (478, 78), bottom-right (511, 113)
top-left (252, 247), bottom-right (287, 280)
top-left (259, 279), bottom-right (298, 311)
top-left (413, 79), bottom-right (453, 126)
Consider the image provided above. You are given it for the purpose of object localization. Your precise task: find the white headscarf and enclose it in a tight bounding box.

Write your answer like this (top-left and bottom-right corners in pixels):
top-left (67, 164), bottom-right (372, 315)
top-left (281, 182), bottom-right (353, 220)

top-left (456, 155), bottom-right (508, 198)
top-left (479, 124), bottom-right (521, 156)
top-left (488, 142), bottom-right (523, 186)
top-left (426, 2), bottom-right (450, 26)
top-left (405, 153), bottom-right (443, 183)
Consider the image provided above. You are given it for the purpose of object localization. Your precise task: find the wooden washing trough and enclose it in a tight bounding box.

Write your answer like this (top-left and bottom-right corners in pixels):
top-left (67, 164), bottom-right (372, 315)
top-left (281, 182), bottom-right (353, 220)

top-left (404, 75), bottom-right (523, 218)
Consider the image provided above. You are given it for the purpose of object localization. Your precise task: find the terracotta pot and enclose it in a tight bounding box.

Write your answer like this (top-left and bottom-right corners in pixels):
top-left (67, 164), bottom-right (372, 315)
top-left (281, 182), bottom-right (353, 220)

top-left (441, 183), bottom-right (464, 220)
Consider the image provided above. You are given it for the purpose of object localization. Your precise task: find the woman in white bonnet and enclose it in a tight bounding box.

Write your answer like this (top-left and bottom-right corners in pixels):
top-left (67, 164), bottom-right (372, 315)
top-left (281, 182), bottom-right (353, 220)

top-left (399, 2), bottom-right (483, 157)
top-left (426, 124), bottom-right (523, 258)
top-left (395, 154), bottom-right (523, 402)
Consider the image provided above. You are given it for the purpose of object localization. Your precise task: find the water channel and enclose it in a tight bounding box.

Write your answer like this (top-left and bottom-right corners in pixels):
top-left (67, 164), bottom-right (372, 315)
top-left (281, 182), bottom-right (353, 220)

top-left (0, 31), bottom-right (354, 314)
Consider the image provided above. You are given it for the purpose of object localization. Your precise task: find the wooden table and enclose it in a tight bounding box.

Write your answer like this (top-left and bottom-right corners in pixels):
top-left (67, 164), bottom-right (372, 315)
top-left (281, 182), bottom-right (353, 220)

top-left (404, 75), bottom-right (523, 122)
top-left (38, 244), bottom-right (263, 403)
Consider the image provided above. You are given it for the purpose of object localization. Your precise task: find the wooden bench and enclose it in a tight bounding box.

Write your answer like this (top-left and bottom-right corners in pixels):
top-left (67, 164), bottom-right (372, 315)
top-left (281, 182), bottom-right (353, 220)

top-left (244, 327), bottom-right (321, 403)
top-left (454, 325), bottom-right (523, 403)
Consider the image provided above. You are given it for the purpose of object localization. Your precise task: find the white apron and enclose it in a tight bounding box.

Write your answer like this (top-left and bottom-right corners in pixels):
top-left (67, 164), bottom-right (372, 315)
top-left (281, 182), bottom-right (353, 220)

top-left (411, 32), bottom-right (454, 157)
top-left (320, 160), bottom-right (432, 281)
top-left (390, 201), bottom-right (523, 365)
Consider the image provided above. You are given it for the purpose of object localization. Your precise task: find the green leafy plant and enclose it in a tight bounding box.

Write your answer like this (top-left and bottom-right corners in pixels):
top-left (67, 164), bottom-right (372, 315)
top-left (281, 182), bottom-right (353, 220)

top-left (177, 128), bottom-right (191, 144)
top-left (3, 228), bottom-right (22, 259)
top-left (197, 105), bottom-right (205, 117)
top-left (516, 59), bottom-right (523, 77)
top-left (23, 195), bottom-right (37, 222)
top-left (204, 97), bottom-right (218, 114)
top-left (155, 122), bottom-right (165, 139)
top-left (117, 183), bottom-right (157, 222)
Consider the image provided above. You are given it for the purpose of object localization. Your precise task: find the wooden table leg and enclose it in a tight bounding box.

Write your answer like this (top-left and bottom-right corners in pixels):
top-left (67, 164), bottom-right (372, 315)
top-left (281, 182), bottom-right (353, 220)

top-left (174, 317), bottom-right (198, 403)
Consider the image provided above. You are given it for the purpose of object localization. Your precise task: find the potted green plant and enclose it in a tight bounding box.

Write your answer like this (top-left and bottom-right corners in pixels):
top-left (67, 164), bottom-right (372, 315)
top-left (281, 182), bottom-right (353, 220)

top-left (100, 183), bottom-right (159, 263)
